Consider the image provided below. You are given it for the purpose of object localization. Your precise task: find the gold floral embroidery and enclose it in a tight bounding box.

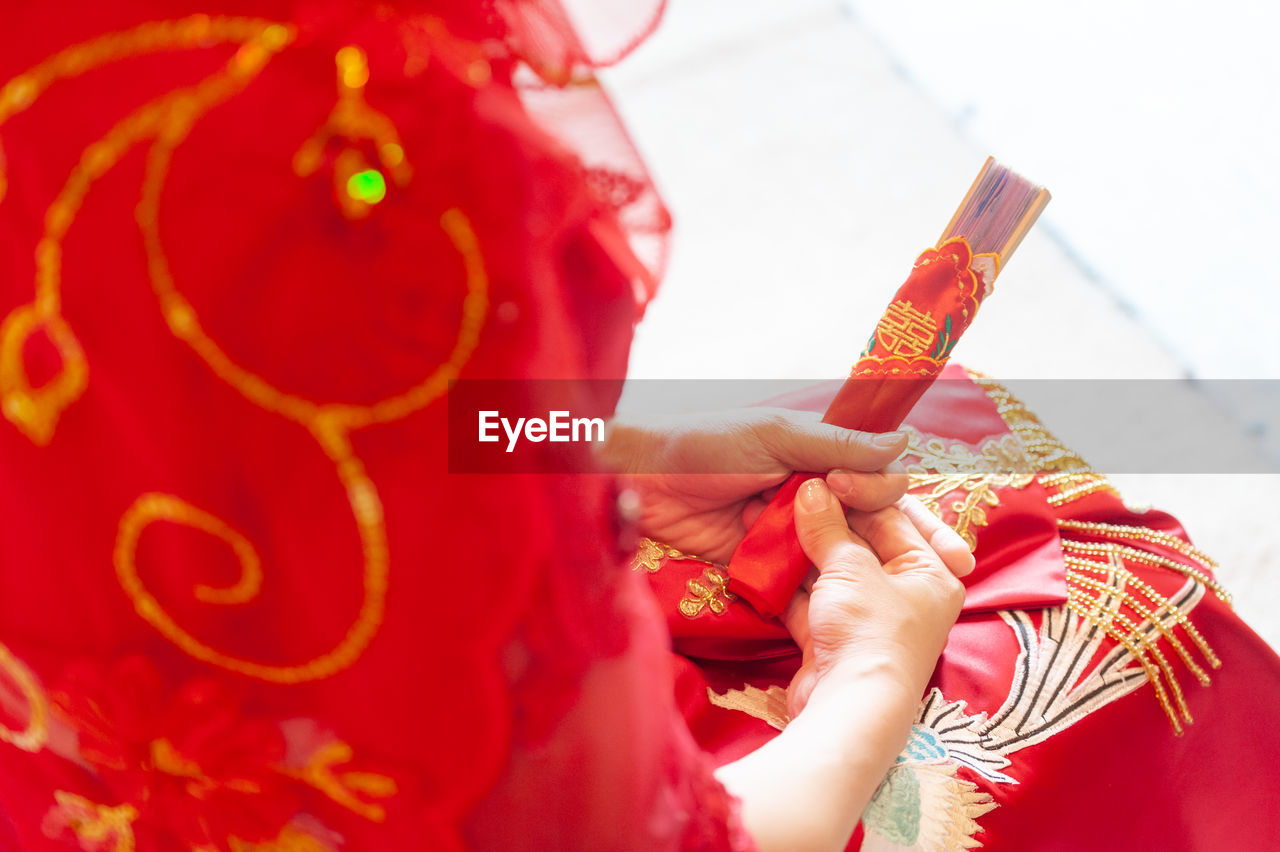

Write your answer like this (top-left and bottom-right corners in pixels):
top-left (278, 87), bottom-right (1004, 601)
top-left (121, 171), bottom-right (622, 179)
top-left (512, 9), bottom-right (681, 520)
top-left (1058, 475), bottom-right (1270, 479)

top-left (0, 641), bottom-right (49, 753)
top-left (678, 567), bottom-right (736, 618)
top-left (282, 741), bottom-right (397, 823)
top-left (0, 19), bottom-right (490, 683)
top-left (631, 537), bottom-right (667, 572)
top-left (629, 537), bottom-right (704, 573)
top-left (706, 684), bottom-right (789, 731)
top-left (46, 791), bottom-right (138, 852)
top-left (904, 428), bottom-right (1035, 549)
top-left (969, 372), bottom-right (1119, 507)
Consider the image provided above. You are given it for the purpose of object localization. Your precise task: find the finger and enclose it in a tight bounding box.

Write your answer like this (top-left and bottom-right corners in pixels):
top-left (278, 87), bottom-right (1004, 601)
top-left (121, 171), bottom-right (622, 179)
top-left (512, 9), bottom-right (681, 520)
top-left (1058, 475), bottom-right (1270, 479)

top-left (782, 586), bottom-right (812, 659)
top-left (758, 410), bottom-right (908, 475)
top-left (741, 497), bottom-right (769, 531)
top-left (740, 482), bottom-right (788, 530)
top-left (895, 496), bottom-right (975, 577)
top-left (798, 564), bottom-right (819, 597)
top-left (825, 463), bottom-right (910, 512)
top-left (782, 586), bottom-right (815, 719)
top-left (847, 505), bottom-right (946, 575)
top-left (792, 479), bottom-right (879, 580)
top-left (788, 662), bottom-right (819, 719)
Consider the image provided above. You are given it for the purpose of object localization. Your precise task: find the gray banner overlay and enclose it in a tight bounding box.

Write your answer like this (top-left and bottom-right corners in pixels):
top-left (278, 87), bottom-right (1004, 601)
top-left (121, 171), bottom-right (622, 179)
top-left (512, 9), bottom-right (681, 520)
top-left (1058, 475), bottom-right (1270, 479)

top-left (448, 379), bottom-right (1280, 474)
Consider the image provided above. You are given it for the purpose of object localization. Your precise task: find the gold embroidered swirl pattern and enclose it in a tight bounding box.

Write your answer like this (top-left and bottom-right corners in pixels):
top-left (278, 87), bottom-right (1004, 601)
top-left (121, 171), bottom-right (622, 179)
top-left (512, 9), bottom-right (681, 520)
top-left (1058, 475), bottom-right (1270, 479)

top-left (116, 494), bottom-right (264, 606)
top-left (1, 17), bottom-right (292, 444)
top-left (0, 18), bottom-right (490, 683)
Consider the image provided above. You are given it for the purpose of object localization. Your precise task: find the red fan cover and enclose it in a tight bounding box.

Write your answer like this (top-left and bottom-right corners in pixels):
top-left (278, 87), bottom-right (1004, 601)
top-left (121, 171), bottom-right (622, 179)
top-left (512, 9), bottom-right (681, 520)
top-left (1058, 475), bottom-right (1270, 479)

top-left (727, 159), bottom-right (1050, 618)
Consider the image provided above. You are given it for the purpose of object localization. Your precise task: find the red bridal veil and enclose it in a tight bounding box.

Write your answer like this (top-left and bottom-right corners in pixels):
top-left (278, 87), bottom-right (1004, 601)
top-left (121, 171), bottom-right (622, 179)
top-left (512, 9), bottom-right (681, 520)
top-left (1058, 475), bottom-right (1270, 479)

top-left (0, 2), bottom-right (748, 850)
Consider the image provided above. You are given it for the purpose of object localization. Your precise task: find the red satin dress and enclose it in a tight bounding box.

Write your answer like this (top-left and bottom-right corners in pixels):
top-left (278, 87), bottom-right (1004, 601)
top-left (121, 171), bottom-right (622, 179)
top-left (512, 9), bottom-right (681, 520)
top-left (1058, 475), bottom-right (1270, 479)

top-left (647, 367), bottom-right (1280, 850)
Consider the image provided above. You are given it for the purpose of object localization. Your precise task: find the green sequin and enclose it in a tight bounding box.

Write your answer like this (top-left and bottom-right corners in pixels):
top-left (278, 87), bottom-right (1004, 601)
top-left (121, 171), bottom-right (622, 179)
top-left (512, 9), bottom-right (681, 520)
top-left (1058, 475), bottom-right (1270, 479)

top-left (346, 168), bottom-right (386, 204)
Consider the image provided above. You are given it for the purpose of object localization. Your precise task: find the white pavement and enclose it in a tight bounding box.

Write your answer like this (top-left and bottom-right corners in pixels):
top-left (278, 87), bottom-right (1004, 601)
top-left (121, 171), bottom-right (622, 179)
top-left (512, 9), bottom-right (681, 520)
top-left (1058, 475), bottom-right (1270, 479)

top-left (602, 0), bottom-right (1280, 648)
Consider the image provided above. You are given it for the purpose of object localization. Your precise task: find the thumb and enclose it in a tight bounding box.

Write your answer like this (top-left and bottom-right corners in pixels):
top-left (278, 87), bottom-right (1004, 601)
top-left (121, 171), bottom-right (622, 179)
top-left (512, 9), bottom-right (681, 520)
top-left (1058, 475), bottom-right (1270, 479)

top-left (793, 478), bottom-right (867, 576)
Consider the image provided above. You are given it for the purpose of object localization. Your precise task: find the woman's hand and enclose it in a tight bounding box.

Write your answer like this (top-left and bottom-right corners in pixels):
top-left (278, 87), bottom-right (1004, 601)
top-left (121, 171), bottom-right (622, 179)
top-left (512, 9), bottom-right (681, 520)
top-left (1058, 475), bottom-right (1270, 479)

top-left (783, 480), bottom-right (974, 718)
top-left (601, 408), bottom-right (910, 563)
top-left (716, 482), bottom-right (973, 852)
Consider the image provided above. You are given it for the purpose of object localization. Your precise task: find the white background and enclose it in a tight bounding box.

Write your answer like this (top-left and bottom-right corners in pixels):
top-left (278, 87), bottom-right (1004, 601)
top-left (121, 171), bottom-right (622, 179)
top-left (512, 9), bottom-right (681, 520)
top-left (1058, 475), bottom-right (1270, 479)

top-left (602, 0), bottom-right (1280, 647)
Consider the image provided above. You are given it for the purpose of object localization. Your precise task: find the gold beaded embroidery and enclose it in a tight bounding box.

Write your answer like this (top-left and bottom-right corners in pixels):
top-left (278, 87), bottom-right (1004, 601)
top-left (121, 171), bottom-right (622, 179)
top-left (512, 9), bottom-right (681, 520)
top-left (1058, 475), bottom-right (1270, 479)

top-left (0, 641), bottom-right (48, 753)
top-left (678, 567), bottom-right (736, 619)
top-left (0, 19), bottom-right (490, 683)
top-left (1058, 519), bottom-right (1231, 604)
top-left (969, 372), bottom-right (1120, 507)
top-left (903, 428), bottom-right (1035, 550)
top-left (1067, 563), bottom-right (1214, 684)
top-left (1061, 538), bottom-right (1222, 733)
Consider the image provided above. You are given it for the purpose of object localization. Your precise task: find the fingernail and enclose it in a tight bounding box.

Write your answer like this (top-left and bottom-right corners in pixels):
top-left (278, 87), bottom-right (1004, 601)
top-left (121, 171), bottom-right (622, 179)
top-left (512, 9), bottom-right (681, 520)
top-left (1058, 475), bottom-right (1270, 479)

top-left (798, 478), bottom-right (834, 512)
top-left (827, 470), bottom-right (855, 494)
top-left (873, 431), bottom-right (907, 450)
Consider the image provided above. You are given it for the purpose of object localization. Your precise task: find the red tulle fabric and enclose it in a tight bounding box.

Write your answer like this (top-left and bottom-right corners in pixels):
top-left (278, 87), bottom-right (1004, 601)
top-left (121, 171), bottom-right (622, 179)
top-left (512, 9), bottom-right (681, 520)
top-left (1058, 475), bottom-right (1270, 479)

top-left (0, 2), bottom-right (745, 850)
